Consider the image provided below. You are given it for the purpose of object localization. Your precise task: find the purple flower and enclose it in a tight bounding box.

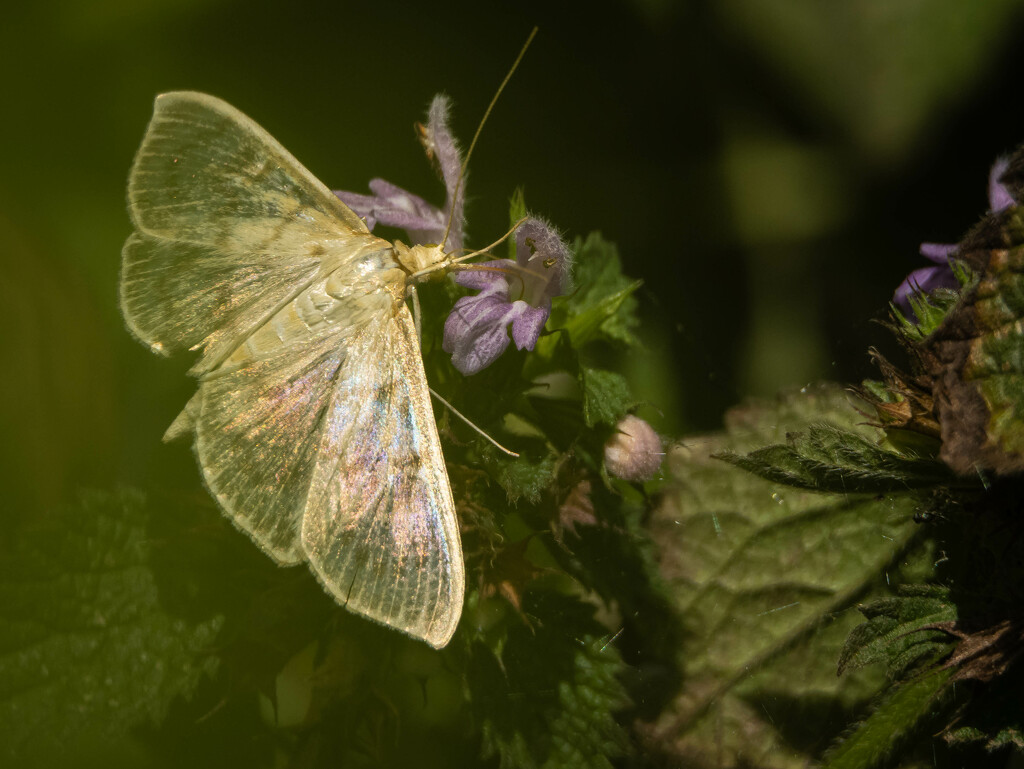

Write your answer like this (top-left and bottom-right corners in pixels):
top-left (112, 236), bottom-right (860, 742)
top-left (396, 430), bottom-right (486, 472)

top-left (443, 218), bottom-right (572, 375)
top-left (334, 95), bottom-right (571, 375)
top-left (894, 156), bottom-right (1015, 317)
top-left (892, 243), bottom-right (961, 313)
top-left (334, 94), bottom-right (465, 252)
top-left (988, 155), bottom-right (1014, 213)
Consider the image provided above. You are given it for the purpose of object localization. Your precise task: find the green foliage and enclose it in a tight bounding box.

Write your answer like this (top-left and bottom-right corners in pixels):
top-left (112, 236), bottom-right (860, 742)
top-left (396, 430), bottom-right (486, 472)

top-left (820, 668), bottom-right (954, 769)
top-left (425, 228), bottom-right (659, 768)
top-left (538, 233), bottom-right (642, 354)
top-left (717, 423), bottom-right (952, 493)
top-left (837, 586), bottom-right (957, 678)
top-left (472, 592), bottom-right (631, 769)
top-left (508, 187), bottom-right (529, 247)
top-left (0, 490), bottom-right (223, 765)
top-left (705, 140), bottom-right (1024, 765)
top-left (889, 260), bottom-right (973, 344)
top-left (482, 447), bottom-right (559, 505)
top-left (700, 374), bottom-right (1024, 763)
top-left (16, 231), bottom-right (655, 768)
top-left (579, 366), bottom-right (634, 428)
top-left (643, 385), bottom-right (933, 767)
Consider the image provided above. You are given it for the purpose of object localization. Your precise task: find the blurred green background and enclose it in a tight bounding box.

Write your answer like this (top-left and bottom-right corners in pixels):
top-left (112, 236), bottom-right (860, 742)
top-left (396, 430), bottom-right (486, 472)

top-left (4, 0), bottom-right (1024, 525)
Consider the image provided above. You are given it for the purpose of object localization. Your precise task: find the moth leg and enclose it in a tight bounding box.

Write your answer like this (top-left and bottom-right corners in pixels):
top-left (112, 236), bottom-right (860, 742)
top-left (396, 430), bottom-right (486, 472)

top-left (407, 284), bottom-right (423, 343)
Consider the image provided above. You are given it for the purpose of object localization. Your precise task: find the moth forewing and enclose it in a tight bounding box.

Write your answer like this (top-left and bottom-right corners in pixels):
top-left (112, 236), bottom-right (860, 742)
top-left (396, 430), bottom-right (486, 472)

top-left (120, 91), bottom-right (381, 376)
top-left (120, 91), bottom-right (465, 648)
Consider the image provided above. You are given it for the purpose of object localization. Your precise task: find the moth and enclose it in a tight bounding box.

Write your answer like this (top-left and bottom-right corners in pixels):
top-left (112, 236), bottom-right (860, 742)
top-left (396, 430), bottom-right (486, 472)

top-left (120, 92), bottom-right (465, 648)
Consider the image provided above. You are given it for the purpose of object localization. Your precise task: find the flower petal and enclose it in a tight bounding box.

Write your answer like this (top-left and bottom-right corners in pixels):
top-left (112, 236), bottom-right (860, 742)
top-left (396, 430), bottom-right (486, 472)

top-left (894, 154), bottom-right (1016, 325)
top-left (420, 95), bottom-right (465, 252)
top-left (989, 156), bottom-right (1014, 213)
top-left (513, 218), bottom-right (573, 305)
top-left (918, 242), bottom-right (957, 264)
top-left (443, 293), bottom-right (519, 375)
top-left (335, 179), bottom-right (445, 239)
top-left (332, 94), bottom-right (467, 250)
top-left (453, 259), bottom-right (514, 293)
top-left (422, 96), bottom-right (462, 206)
top-left (508, 301), bottom-right (548, 351)
top-left (332, 189), bottom-right (380, 230)
top-left (894, 265), bottom-right (960, 313)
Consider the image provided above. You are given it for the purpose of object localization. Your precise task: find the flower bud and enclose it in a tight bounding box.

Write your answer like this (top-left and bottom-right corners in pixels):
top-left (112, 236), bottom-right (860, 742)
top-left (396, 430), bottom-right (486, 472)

top-left (604, 415), bottom-right (663, 482)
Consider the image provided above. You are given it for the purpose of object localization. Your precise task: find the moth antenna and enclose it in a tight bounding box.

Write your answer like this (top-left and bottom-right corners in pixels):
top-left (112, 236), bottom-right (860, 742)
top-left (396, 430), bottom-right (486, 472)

top-left (410, 216), bottom-right (529, 282)
top-left (450, 216), bottom-right (530, 266)
top-left (429, 388), bottom-right (520, 458)
top-left (440, 26), bottom-right (538, 250)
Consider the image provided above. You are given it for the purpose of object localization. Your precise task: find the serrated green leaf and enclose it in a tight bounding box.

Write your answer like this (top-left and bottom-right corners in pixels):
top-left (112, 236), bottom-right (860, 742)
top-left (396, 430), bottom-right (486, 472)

top-left (543, 232), bottom-right (641, 352)
top-left (719, 422), bottom-right (953, 493)
top-left (840, 619), bottom-right (952, 679)
top-left (892, 284), bottom-right (965, 342)
top-left (580, 367), bottom-right (633, 428)
top-left (542, 639), bottom-right (630, 769)
top-left (821, 668), bottom-right (954, 769)
top-left (860, 378), bottom-right (897, 403)
top-left (838, 586), bottom-right (956, 676)
top-left (642, 384), bottom-right (930, 767)
top-left (0, 490), bottom-right (224, 765)
top-left (482, 447), bottom-right (558, 505)
top-left (560, 281), bottom-right (642, 350)
top-left (473, 592), bottom-right (630, 769)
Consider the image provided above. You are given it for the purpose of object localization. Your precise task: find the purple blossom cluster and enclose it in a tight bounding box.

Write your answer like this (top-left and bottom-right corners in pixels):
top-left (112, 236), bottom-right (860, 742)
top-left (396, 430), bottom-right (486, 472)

top-left (335, 95), bottom-right (570, 375)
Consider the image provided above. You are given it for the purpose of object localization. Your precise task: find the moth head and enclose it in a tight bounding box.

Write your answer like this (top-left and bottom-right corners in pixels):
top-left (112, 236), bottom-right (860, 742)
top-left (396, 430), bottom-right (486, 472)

top-left (395, 241), bottom-right (450, 279)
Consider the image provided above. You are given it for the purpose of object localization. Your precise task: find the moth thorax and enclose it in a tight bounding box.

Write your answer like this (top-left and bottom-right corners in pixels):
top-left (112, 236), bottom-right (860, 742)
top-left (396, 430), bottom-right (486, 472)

top-left (394, 241), bottom-right (449, 276)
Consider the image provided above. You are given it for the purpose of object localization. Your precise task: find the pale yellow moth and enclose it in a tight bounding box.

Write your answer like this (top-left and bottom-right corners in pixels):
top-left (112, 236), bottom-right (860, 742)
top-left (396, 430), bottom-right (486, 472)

top-left (120, 92), bottom-right (466, 648)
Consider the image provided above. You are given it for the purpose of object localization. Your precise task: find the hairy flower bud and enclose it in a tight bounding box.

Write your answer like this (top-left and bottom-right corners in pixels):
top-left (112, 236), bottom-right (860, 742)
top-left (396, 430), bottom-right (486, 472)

top-left (604, 415), bottom-right (663, 482)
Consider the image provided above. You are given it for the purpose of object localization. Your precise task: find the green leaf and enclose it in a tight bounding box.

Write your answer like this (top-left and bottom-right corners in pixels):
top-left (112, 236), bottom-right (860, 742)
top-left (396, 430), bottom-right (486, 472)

top-left (718, 422), bottom-right (953, 493)
top-left (482, 446), bottom-right (558, 505)
top-left (563, 281), bottom-right (642, 350)
top-left (892, 286), bottom-right (966, 343)
top-left (580, 367), bottom-right (634, 428)
top-left (821, 668), bottom-right (954, 769)
top-left (642, 384), bottom-right (931, 767)
top-left (473, 592), bottom-right (630, 769)
top-left (538, 232), bottom-right (642, 356)
top-left (0, 490), bottom-right (224, 765)
top-left (947, 723), bottom-right (1024, 750)
top-left (837, 586), bottom-right (957, 678)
